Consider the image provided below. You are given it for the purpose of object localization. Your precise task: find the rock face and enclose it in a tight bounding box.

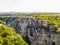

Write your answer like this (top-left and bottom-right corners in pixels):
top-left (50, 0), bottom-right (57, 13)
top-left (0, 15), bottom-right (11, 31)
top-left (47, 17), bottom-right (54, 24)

top-left (9, 18), bottom-right (48, 45)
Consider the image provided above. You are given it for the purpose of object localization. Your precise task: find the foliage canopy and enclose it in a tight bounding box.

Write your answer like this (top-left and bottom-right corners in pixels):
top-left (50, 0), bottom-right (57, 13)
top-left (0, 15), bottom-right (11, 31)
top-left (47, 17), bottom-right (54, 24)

top-left (0, 23), bottom-right (28, 45)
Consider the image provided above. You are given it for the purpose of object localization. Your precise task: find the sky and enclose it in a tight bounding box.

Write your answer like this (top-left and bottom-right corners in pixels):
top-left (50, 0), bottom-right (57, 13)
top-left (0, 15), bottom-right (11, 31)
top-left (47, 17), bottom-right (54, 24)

top-left (0, 0), bottom-right (60, 12)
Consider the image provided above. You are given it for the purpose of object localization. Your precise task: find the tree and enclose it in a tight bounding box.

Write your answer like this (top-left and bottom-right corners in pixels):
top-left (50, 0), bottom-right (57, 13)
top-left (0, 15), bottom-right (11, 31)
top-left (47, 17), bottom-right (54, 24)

top-left (0, 22), bottom-right (28, 45)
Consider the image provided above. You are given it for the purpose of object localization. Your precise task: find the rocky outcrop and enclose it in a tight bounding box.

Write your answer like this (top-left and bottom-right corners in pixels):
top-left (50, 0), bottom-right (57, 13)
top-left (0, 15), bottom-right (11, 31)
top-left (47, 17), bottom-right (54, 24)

top-left (9, 18), bottom-right (48, 45)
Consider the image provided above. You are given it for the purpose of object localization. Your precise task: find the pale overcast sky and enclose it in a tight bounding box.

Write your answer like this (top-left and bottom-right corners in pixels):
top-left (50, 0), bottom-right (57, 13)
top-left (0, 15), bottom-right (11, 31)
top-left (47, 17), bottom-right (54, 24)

top-left (0, 0), bottom-right (60, 12)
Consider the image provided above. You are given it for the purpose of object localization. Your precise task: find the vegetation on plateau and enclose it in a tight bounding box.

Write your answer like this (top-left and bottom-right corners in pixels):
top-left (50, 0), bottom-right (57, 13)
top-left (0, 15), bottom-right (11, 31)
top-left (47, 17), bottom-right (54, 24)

top-left (32, 15), bottom-right (60, 33)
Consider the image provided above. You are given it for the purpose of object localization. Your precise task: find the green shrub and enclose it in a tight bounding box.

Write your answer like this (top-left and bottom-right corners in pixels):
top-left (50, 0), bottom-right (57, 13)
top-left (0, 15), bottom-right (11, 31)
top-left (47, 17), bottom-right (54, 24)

top-left (0, 24), bottom-right (28, 45)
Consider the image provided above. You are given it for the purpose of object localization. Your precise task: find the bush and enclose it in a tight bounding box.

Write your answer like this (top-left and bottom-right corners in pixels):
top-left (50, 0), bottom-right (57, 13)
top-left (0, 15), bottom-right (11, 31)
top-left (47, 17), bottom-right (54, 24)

top-left (0, 24), bottom-right (28, 45)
